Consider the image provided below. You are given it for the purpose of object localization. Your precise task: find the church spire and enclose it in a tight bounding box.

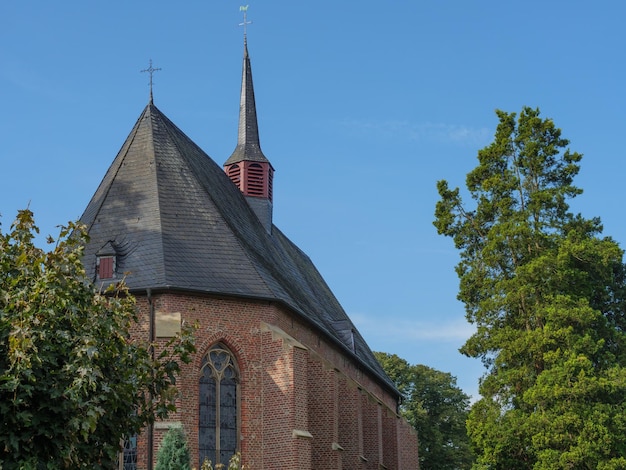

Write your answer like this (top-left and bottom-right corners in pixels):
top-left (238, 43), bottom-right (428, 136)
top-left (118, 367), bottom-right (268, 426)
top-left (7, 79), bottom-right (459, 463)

top-left (225, 6), bottom-right (274, 232)
top-left (225, 7), bottom-right (270, 167)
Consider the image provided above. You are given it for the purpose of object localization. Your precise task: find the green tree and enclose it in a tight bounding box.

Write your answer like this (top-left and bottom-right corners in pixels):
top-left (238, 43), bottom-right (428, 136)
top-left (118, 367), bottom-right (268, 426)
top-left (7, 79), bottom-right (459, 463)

top-left (156, 426), bottom-right (192, 470)
top-left (434, 107), bottom-right (626, 469)
top-left (375, 352), bottom-right (473, 470)
top-left (0, 209), bottom-right (196, 469)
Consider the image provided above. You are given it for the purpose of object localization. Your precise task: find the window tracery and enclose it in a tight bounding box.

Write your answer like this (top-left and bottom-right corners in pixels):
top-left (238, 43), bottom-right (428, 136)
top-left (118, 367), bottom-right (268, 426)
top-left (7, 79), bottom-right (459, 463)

top-left (199, 343), bottom-right (240, 467)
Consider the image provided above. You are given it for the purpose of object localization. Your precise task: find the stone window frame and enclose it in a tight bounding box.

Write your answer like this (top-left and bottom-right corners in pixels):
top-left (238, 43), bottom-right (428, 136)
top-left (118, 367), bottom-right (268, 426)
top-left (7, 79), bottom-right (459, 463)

top-left (199, 343), bottom-right (241, 467)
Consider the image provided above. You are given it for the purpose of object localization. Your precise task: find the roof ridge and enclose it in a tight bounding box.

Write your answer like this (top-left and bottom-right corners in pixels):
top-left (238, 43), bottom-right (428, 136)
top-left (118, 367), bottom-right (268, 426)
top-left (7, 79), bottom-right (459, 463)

top-left (148, 103), bottom-right (276, 295)
top-left (143, 103), bottom-right (169, 285)
top-left (153, 104), bottom-right (275, 293)
top-left (79, 104), bottom-right (151, 233)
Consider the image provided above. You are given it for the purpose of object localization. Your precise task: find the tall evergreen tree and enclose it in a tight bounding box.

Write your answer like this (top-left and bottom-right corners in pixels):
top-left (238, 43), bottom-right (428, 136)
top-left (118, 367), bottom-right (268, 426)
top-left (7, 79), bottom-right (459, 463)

top-left (434, 107), bottom-right (626, 469)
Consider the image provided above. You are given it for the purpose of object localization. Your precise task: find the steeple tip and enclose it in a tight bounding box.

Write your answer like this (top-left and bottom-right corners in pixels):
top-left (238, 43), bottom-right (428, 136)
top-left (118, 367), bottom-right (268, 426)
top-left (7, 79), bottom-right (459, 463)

top-left (225, 36), bottom-right (269, 167)
top-left (226, 5), bottom-right (269, 167)
top-left (239, 5), bottom-right (252, 39)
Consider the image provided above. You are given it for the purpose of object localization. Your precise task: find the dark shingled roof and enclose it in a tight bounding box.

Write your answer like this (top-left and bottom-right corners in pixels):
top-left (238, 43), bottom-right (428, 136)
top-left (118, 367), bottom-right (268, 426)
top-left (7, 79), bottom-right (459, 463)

top-left (79, 103), bottom-right (397, 396)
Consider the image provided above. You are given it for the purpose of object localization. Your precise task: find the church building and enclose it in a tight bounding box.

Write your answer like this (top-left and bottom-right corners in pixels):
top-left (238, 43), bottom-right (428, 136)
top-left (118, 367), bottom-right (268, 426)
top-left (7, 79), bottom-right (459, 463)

top-left (78, 32), bottom-right (419, 470)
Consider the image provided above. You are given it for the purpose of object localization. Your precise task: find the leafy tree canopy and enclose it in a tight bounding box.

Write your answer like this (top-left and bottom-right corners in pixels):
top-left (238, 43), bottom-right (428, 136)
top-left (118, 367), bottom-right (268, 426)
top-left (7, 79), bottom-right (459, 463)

top-left (434, 107), bottom-right (626, 469)
top-left (0, 209), bottom-right (196, 469)
top-left (375, 352), bottom-right (473, 470)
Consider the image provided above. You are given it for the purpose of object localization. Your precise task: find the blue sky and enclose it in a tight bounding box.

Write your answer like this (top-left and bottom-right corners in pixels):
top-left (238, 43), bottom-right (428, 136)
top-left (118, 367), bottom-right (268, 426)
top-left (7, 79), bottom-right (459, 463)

top-left (1, 1), bottom-right (625, 400)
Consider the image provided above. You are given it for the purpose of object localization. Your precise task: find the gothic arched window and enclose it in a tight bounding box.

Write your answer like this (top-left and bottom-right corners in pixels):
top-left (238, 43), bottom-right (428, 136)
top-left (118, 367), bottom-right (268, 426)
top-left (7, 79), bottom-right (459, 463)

top-left (199, 343), bottom-right (240, 467)
top-left (119, 435), bottom-right (137, 470)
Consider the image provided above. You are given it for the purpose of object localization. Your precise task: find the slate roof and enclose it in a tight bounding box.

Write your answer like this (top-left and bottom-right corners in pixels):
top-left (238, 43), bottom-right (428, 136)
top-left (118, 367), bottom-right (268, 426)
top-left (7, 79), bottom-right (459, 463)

top-left (79, 102), bottom-right (397, 396)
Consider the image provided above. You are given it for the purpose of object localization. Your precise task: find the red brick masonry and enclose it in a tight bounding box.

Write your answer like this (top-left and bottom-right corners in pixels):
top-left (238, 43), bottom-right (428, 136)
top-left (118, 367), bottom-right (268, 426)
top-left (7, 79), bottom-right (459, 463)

top-left (132, 292), bottom-right (419, 470)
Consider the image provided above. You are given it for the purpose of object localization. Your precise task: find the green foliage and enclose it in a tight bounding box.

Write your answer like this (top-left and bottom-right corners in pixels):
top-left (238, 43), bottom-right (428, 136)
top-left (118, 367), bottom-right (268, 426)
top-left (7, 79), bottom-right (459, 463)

top-left (0, 209), bottom-right (196, 469)
top-left (434, 107), bottom-right (626, 469)
top-left (155, 426), bottom-right (192, 470)
top-left (375, 352), bottom-right (473, 470)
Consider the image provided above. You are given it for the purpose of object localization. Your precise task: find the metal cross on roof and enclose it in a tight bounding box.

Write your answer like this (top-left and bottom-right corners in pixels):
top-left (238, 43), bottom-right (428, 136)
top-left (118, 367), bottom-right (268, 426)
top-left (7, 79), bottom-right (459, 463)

top-left (239, 5), bottom-right (252, 38)
top-left (141, 59), bottom-right (161, 102)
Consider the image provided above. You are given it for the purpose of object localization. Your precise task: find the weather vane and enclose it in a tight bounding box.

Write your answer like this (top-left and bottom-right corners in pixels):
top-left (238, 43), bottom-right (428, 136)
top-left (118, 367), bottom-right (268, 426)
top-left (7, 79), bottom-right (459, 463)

top-left (141, 59), bottom-right (161, 102)
top-left (239, 5), bottom-right (252, 38)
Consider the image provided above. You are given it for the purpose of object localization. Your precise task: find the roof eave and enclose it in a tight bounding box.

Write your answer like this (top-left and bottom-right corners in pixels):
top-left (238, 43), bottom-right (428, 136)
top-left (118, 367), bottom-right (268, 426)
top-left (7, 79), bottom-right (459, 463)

top-left (128, 284), bottom-right (401, 399)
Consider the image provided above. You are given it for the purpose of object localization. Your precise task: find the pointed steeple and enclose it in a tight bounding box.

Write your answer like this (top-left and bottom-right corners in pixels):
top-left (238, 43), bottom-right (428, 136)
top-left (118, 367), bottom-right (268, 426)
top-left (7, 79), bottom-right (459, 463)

top-left (225, 31), bottom-right (274, 232)
top-left (225, 38), bottom-right (269, 165)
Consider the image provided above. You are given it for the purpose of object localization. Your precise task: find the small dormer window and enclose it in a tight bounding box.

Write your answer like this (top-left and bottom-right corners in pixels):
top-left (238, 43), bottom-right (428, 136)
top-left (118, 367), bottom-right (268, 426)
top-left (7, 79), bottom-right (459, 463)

top-left (97, 255), bottom-right (115, 279)
top-left (96, 240), bottom-right (118, 280)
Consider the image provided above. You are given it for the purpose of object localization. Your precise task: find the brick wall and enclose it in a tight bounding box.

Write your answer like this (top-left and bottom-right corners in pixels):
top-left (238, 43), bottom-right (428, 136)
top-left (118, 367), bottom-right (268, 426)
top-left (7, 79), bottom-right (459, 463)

top-left (361, 392), bottom-right (380, 469)
top-left (308, 356), bottom-right (340, 468)
top-left (261, 324), bottom-right (299, 469)
top-left (338, 376), bottom-right (362, 469)
top-left (129, 291), bottom-right (419, 469)
top-left (398, 418), bottom-right (420, 470)
top-left (382, 407), bottom-right (399, 469)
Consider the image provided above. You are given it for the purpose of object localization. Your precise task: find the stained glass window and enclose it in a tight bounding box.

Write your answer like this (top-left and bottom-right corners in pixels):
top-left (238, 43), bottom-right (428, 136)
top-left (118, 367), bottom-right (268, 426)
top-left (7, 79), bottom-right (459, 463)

top-left (119, 435), bottom-right (137, 470)
top-left (199, 344), bottom-right (239, 467)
